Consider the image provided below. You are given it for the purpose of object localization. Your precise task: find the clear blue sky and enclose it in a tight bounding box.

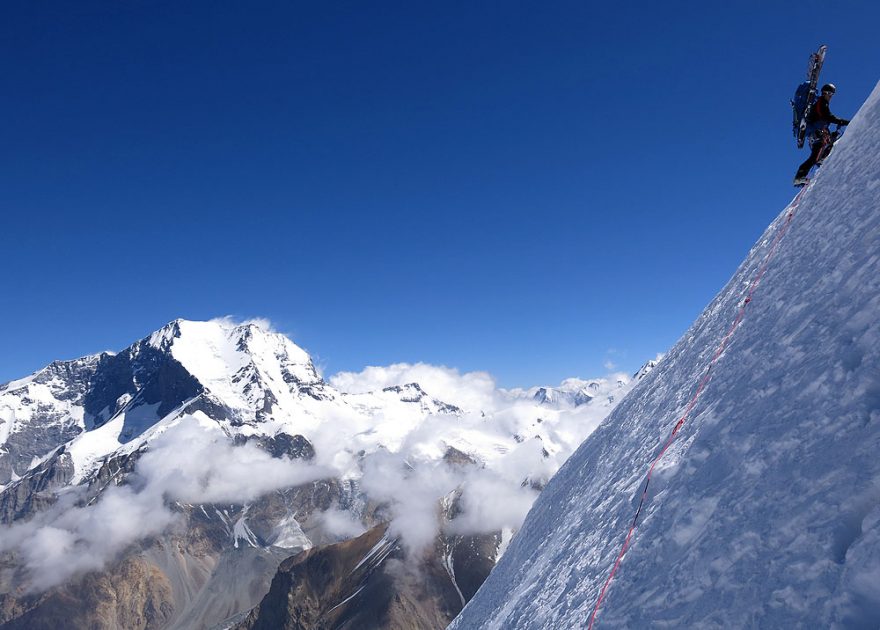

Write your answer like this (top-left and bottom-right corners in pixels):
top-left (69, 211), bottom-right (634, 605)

top-left (1, 1), bottom-right (877, 387)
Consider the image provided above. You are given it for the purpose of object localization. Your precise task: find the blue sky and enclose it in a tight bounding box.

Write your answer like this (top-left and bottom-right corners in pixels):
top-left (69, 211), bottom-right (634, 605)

top-left (1, 1), bottom-right (877, 387)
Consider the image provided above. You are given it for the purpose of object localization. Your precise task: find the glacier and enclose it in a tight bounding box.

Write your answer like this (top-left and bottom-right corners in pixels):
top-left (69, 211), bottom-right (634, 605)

top-left (450, 80), bottom-right (880, 629)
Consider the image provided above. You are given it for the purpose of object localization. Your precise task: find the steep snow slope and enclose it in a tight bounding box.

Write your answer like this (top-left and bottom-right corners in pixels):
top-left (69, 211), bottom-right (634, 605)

top-left (450, 81), bottom-right (880, 629)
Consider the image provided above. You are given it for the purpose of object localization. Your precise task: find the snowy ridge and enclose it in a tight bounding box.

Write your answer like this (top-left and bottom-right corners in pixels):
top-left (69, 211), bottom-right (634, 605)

top-left (450, 80), bottom-right (880, 629)
top-left (506, 375), bottom-right (629, 409)
top-left (154, 318), bottom-right (324, 411)
top-left (0, 317), bottom-right (638, 496)
top-left (1, 320), bottom-right (333, 486)
top-left (0, 354), bottom-right (101, 481)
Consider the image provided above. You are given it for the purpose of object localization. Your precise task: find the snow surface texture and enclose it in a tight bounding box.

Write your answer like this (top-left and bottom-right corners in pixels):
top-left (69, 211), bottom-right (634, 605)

top-left (450, 80), bottom-right (880, 629)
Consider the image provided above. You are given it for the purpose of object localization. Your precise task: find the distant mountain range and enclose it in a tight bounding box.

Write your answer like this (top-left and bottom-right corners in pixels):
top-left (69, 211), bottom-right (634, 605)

top-left (0, 318), bottom-right (653, 629)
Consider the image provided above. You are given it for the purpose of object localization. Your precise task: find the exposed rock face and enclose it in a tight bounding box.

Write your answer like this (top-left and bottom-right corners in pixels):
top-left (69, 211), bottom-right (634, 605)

top-left (237, 523), bottom-right (499, 630)
top-left (84, 343), bottom-right (203, 426)
top-left (234, 433), bottom-right (316, 461)
top-left (0, 555), bottom-right (174, 630)
top-left (0, 355), bottom-right (100, 485)
top-left (0, 474), bottom-right (344, 630)
top-left (0, 449), bottom-right (74, 524)
top-left (0, 338), bottom-right (203, 488)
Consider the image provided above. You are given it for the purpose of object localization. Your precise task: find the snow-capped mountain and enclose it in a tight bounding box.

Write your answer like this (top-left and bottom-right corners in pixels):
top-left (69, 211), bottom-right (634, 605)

top-left (449, 81), bottom-right (880, 629)
top-left (0, 320), bottom-right (313, 482)
top-left (523, 380), bottom-right (605, 408)
top-left (510, 360), bottom-right (659, 409)
top-left (0, 317), bottom-right (638, 629)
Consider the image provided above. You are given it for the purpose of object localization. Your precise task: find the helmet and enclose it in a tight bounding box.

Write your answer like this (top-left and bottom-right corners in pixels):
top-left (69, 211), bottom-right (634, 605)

top-left (821, 83), bottom-right (836, 94)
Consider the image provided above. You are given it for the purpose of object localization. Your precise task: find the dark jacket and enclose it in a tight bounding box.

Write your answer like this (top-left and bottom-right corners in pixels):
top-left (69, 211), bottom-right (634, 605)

top-left (806, 97), bottom-right (846, 132)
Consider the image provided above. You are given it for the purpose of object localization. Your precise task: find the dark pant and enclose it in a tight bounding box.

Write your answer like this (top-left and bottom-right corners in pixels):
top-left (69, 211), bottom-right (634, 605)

top-left (795, 130), bottom-right (832, 179)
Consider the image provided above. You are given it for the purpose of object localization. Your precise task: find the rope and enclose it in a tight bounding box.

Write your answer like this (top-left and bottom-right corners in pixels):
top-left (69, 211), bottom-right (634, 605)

top-left (587, 181), bottom-right (812, 629)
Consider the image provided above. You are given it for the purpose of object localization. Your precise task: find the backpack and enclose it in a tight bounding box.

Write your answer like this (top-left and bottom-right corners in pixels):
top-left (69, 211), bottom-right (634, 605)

top-left (791, 81), bottom-right (817, 145)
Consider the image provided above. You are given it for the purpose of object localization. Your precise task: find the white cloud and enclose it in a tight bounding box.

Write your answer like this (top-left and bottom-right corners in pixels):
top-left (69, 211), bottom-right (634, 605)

top-left (1, 358), bottom-right (641, 593)
top-left (359, 450), bottom-right (460, 556)
top-left (318, 507), bottom-right (367, 540)
top-left (0, 484), bottom-right (178, 592)
top-left (0, 417), bottom-right (330, 591)
top-left (448, 472), bottom-right (539, 536)
top-left (326, 363), bottom-right (639, 553)
top-left (209, 315), bottom-right (277, 333)
top-left (136, 420), bottom-right (331, 504)
top-left (330, 362), bottom-right (499, 412)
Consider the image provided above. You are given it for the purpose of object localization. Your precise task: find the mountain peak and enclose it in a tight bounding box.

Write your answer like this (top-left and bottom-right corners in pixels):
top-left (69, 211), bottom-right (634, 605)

top-left (633, 356), bottom-right (661, 381)
top-left (144, 318), bottom-right (321, 402)
top-left (146, 318), bottom-right (183, 351)
top-left (0, 318), bottom-right (328, 486)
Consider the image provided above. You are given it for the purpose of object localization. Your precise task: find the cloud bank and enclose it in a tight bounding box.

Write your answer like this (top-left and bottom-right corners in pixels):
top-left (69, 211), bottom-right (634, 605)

top-left (2, 361), bottom-right (638, 592)
top-left (0, 418), bottom-right (330, 591)
top-left (330, 362), bottom-right (499, 412)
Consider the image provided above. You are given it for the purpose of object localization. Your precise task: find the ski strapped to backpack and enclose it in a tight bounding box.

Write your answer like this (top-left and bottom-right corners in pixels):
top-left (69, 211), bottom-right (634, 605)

top-left (586, 180), bottom-right (815, 629)
top-left (791, 45), bottom-right (827, 148)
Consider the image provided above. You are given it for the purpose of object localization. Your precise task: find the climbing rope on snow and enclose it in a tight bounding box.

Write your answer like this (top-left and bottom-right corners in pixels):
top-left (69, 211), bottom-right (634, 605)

top-left (587, 181), bottom-right (814, 629)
